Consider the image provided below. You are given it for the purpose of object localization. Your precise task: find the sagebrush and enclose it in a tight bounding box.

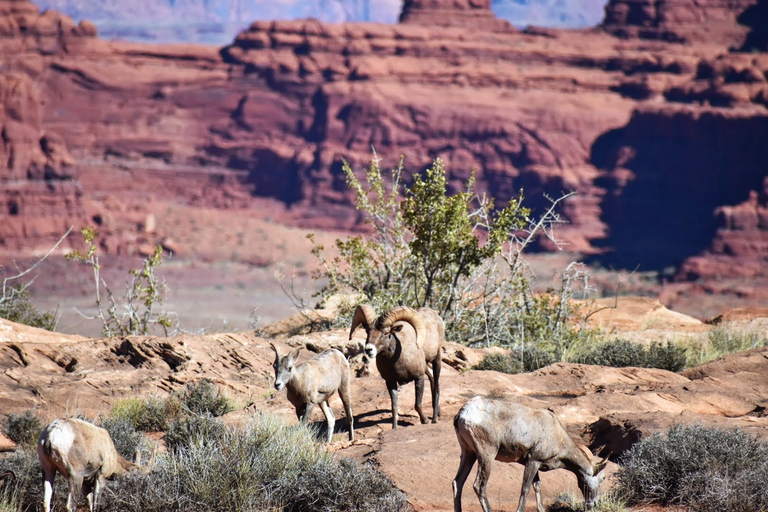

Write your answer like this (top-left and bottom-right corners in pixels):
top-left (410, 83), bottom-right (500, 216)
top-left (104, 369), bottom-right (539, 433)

top-left (614, 424), bottom-right (768, 512)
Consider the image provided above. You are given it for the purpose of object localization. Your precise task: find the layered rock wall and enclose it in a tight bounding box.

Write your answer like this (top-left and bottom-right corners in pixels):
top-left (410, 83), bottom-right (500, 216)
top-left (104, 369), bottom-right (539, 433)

top-left (399, 0), bottom-right (513, 31)
top-left (602, 0), bottom-right (759, 46)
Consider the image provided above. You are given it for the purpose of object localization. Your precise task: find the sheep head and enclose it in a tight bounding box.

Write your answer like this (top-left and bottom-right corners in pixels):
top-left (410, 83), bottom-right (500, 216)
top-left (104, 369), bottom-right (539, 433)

top-left (270, 342), bottom-right (302, 391)
top-left (366, 306), bottom-right (424, 359)
top-left (577, 449), bottom-right (610, 509)
top-left (349, 304), bottom-right (377, 340)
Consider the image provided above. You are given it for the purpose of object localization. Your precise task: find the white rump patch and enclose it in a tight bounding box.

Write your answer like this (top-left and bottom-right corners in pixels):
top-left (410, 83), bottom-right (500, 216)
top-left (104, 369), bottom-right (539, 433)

top-left (459, 397), bottom-right (488, 426)
top-left (47, 420), bottom-right (76, 455)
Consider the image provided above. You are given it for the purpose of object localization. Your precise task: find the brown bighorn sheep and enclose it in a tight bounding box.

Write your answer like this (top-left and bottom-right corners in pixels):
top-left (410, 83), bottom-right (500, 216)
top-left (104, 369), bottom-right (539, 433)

top-left (38, 417), bottom-right (139, 512)
top-left (349, 304), bottom-right (445, 428)
top-left (270, 343), bottom-right (354, 443)
top-left (453, 396), bottom-right (608, 512)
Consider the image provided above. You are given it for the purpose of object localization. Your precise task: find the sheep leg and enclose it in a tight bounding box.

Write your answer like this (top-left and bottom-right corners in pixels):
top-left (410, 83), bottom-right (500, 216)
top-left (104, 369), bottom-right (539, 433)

top-left (338, 374), bottom-right (355, 441)
top-left (452, 448), bottom-right (477, 512)
top-left (516, 459), bottom-right (542, 512)
top-left (414, 375), bottom-right (428, 424)
top-left (41, 467), bottom-right (55, 512)
top-left (472, 455), bottom-right (494, 512)
top-left (532, 471), bottom-right (544, 512)
top-left (387, 381), bottom-right (400, 428)
top-left (297, 403), bottom-right (315, 424)
top-left (319, 401), bottom-right (336, 443)
top-left (431, 354), bottom-right (442, 421)
top-left (67, 474), bottom-right (84, 512)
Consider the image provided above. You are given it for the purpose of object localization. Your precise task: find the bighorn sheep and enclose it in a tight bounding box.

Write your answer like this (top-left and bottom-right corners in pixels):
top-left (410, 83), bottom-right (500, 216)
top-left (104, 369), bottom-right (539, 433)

top-left (453, 396), bottom-right (608, 512)
top-left (38, 417), bottom-right (139, 512)
top-left (349, 304), bottom-right (445, 428)
top-left (270, 343), bottom-right (354, 443)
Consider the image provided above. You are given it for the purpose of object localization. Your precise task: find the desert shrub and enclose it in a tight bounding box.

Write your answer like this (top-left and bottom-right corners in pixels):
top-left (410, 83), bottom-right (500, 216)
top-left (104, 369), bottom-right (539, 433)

top-left (305, 156), bottom-right (599, 360)
top-left (685, 326), bottom-right (768, 367)
top-left (67, 227), bottom-right (173, 337)
top-left (99, 416), bottom-right (154, 463)
top-left (164, 414), bottom-right (227, 453)
top-left (100, 413), bottom-right (409, 512)
top-left (614, 424), bottom-right (768, 511)
top-left (3, 410), bottom-right (43, 447)
top-left (474, 345), bottom-right (557, 374)
top-left (571, 339), bottom-right (687, 372)
top-left (548, 492), bottom-right (628, 512)
top-left (0, 285), bottom-right (58, 331)
top-left (108, 395), bottom-right (180, 432)
top-left (175, 378), bottom-right (236, 417)
top-left (0, 447), bottom-right (70, 512)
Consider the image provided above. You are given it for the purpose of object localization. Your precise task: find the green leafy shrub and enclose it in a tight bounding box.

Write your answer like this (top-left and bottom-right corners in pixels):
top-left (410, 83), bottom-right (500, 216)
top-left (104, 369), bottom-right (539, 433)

top-left (474, 345), bottom-right (557, 374)
top-left (572, 340), bottom-right (686, 372)
top-left (306, 156), bottom-right (598, 360)
top-left (176, 378), bottom-right (236, 417)
top-left (109, 395), bottom-right (180, 432)
top-left (99, 413), bottom-right (409, 512)
top-left (614, 424), bottom-right (768, 511)
top-left (3, 410), bottom-right (43, 447)
top-left (0, 286), bottom-right (58, 331)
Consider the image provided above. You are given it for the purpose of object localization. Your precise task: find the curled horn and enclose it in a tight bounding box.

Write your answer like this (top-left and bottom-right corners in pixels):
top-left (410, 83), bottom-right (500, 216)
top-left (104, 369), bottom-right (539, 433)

top-left (349, 304), bottom-right (377, 340)
top-left (377, 306), bottom-right (424, 343)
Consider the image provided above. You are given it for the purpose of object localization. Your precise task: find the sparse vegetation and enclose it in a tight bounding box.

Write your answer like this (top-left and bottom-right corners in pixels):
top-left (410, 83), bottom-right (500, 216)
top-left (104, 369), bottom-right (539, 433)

top-left (548, 492), bottom-right (628, 512)
top-left (3, 410), bottom-right (43, 447)
top-left (305, 155), bottom-right (598, 360)
top-left (66, 226), bottom-right (174, 337)
top-left (0, 286), bottom-right (58, 331)
top-left (474, 345), bottom-right (557, 374)
top-left (614, 424), bottom-right (768, 512)
top-left (572, 339), bottom-right (687, 372)
top-left (163, 413), bottom-right (227, 453)
top-left (684, 325), bottom-right (768, 367)
top-left (99, 416), bottom-right (154, 462)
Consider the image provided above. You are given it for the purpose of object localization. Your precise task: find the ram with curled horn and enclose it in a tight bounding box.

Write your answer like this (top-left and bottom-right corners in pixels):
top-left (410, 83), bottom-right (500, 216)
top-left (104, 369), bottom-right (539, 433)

top-left (349, 304), bottom-right (445, 428)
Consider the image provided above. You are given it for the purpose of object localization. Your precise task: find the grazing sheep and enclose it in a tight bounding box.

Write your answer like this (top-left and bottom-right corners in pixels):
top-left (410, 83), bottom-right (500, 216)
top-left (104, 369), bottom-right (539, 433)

top-left (270, 343), bottom-right (354, 442)
top-left (38, 417), bottom-right (139, 512)
top-left (452, 396), bottom-right (608, 512)
top-left (349, 304), bottom-right (445, 428)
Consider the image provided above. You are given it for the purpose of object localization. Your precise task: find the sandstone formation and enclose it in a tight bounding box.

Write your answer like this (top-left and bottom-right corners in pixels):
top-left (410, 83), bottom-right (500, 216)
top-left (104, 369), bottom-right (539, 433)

top-left (399, 0), bottom-right (514, 31)
top-left (0, 0), bottom-right (766, 315)
top-left (602, 0), bottom-right (760, 46)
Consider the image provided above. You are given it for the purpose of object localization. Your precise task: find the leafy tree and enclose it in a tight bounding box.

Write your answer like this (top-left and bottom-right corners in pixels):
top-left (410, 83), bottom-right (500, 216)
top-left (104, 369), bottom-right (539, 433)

top-left (306, 154), bottom-right (596, 355)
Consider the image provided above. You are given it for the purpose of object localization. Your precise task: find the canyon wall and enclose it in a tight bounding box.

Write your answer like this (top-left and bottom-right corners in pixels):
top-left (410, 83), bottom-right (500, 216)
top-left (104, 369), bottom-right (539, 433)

top-left (0, 0), bottom-right (766, 297)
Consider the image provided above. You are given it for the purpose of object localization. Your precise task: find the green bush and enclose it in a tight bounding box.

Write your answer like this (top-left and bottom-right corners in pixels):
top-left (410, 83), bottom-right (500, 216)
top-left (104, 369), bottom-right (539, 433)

top-left (614, 424), bottom-right (768, 511)
top-left (176, 378), bottom-right (236, 417)
top-left (306, 156), bottom-right (596, 358)
top-left (3, 410), bottom-right (43, 447)
top-left (109, 395), bottom-right (180, 432)
top-left (572, 339), bottom-right (686, 372)
top-left (474, 345), bottom-right (557, 374)
top-left (99, 413), bottom-right (409, 512)
top-left (0, 286), bottom-right (58, 331)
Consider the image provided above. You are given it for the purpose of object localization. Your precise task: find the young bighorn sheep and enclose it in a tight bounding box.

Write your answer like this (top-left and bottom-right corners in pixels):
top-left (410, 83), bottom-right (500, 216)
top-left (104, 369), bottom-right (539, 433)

top-left (270, 343), bottom-right (354, 442)
top-left (453, 396), bottom-right (608, 512)
top-left (349, 304), bottom-right (445, 428)
top-left (38, 417), bottom-right (139, 512)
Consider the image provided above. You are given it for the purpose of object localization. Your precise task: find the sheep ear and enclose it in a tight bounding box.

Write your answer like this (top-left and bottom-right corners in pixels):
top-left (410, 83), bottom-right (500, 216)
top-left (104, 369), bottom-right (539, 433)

top-left (288, 347), bottom-right (302, 361)
top-left (391, 324), bottom-right (405, 333)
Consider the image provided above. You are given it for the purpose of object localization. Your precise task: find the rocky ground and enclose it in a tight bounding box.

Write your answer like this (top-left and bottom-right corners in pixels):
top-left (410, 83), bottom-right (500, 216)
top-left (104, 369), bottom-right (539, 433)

top-left (1, 297), bottom-right (766, 511)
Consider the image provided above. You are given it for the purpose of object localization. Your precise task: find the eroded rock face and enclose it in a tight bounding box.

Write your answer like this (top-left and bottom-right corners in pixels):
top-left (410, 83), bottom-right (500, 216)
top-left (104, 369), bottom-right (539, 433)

top-left (399, 0), bottom-right (514, 31)
top-left (602, 0), bottom-right (759, 46)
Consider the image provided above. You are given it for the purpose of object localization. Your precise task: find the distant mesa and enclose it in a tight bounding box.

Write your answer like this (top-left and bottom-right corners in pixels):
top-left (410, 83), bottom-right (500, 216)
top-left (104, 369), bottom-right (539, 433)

top-left (399, 0), bottom-right (514, 31)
